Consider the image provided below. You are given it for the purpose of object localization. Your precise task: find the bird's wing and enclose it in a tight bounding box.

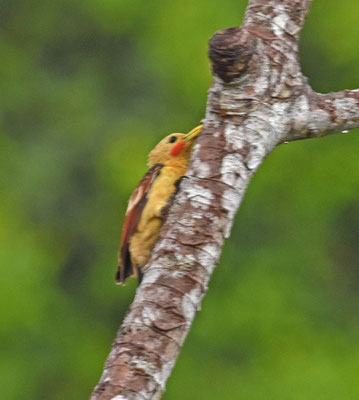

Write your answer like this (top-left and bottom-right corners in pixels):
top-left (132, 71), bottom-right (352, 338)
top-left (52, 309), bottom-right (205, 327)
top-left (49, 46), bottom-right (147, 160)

top-left (116, 164), bottom-right (163, 284)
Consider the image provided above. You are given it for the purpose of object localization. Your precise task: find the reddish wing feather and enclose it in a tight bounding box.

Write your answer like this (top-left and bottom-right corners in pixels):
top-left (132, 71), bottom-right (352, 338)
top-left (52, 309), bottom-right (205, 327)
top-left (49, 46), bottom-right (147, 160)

top-left (116, 164), bottom-right (163, 284)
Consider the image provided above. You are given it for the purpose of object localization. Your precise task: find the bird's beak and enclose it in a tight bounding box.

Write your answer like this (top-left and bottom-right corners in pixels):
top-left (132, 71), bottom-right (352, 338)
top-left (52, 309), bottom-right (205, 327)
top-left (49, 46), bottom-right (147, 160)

top-left (184, 125), bottom-right (202, 142)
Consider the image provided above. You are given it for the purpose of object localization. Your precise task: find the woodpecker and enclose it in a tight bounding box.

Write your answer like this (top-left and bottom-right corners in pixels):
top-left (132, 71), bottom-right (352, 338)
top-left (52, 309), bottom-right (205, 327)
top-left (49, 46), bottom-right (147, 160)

top-left (116, 125), bottom-right (202, 285)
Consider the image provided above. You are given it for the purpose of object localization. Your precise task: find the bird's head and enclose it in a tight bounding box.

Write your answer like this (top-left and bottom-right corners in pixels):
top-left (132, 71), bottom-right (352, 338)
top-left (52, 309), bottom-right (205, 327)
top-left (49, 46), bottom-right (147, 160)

top-left (148, 125), bottom-right (202, 167)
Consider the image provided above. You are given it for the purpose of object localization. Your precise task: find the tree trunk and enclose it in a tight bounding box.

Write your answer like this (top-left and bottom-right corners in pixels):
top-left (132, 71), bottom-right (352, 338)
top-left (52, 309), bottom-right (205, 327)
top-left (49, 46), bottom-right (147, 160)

top-left (90, 1), bottom-right (359, 399)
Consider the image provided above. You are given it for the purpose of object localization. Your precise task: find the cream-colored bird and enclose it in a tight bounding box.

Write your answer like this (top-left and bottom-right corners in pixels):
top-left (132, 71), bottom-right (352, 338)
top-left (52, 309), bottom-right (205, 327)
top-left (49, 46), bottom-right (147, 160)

top-left (116, 125), bottom-right (202, 285)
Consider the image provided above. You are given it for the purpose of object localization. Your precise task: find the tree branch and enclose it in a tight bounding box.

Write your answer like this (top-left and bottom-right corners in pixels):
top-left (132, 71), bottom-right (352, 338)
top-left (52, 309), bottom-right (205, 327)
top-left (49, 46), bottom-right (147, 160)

top-left (245, 0), bottom-right (311, 40)
top-left (90, 0), bottom-right (358, 398)
top-left (288, 90), bottom-right (359, 141)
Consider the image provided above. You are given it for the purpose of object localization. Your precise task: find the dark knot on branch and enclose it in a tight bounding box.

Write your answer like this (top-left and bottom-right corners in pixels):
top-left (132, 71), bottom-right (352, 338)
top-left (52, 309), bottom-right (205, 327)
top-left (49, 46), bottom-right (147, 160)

top-left (208, 27), bottom-right (256, 83)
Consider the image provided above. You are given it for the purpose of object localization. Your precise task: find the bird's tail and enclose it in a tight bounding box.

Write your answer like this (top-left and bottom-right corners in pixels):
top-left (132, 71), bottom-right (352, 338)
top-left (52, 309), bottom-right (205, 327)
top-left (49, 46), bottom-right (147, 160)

top-left (115, 263), bottom-right (143, 285)
top-left (115, 267), bottom-right (124, 285)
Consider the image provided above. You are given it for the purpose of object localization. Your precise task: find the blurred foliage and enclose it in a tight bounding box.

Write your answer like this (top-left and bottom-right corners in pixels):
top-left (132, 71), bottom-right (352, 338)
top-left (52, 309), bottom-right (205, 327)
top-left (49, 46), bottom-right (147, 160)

top-left (1, 0), bottom-right (359, 399)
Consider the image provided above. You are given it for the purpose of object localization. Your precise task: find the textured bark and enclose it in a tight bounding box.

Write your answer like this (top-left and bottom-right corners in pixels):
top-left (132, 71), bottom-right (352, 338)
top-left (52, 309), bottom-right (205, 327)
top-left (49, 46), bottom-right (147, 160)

top-left (91, 1), bottom-right (359, 399)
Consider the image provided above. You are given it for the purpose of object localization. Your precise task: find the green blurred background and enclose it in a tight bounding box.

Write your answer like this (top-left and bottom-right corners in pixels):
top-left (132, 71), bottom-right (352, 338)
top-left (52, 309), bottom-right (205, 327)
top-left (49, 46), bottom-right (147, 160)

top-left (1, 0), bottom-right (359, 398)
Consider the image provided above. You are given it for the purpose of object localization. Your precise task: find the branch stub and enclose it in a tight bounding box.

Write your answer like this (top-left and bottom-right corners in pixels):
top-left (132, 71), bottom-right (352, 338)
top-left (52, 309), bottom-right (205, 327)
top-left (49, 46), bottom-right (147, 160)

top-left (208, 27), bottom-right (256, 83)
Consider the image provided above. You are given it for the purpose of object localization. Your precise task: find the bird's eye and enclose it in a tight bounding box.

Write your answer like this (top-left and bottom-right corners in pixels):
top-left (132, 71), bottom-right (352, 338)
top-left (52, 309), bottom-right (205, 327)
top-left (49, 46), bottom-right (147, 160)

top-left (168, 136), bottom-right (177, 143)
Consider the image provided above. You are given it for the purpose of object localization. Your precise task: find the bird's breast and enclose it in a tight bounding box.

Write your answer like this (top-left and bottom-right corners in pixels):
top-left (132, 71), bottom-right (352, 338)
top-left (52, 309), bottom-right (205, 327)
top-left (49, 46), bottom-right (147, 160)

top-left (129, 165), bottom-right (187, 267)
top-left (145, 165), bottom-right (186, 218)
